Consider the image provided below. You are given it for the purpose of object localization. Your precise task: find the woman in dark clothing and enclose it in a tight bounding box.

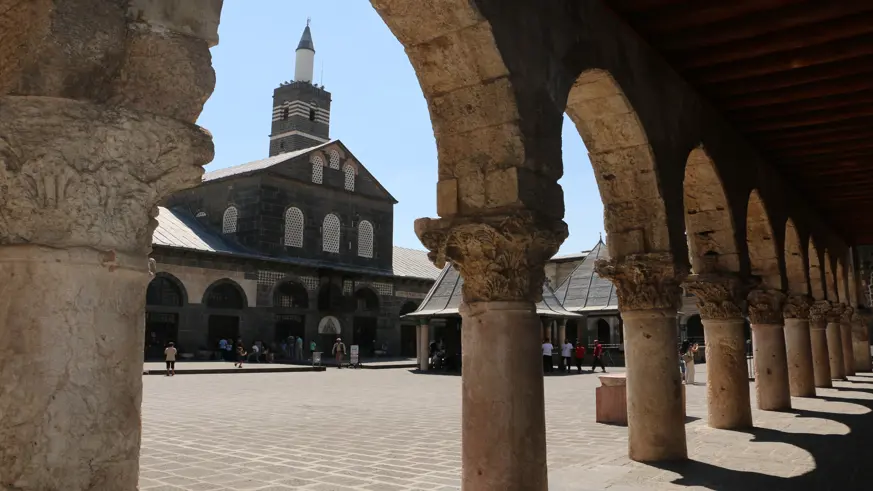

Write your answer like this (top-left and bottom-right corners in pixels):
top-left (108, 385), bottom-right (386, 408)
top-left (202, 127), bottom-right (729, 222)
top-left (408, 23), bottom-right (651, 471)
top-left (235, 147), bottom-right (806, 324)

top-left (234, 342), bottom-right (247, 368)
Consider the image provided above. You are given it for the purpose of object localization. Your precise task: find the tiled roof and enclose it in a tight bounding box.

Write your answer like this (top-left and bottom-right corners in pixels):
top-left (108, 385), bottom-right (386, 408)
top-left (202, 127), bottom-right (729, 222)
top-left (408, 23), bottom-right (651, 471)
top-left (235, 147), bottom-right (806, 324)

top-left (151, 207), bottom-right (437, 280)
top-left (553, 240), bottom-right (618, 312)
top-left (202, 141), bottom-right (335, 182)
top-left (405, 265), bottom-right (580, 319)
top-left (392, 246), bottom-right (440, 280)
top-left (550, 250), bottom-right (590, 262)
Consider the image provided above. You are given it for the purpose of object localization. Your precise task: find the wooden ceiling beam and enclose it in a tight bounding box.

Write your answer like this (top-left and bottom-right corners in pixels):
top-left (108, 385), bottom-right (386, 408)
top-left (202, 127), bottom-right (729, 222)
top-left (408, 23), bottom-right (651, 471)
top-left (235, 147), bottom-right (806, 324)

top-left (660, 3), bottom-right (873, 51)
top-left (753, 117), bottom-right (873, 138)
top-left (677, 13), bottom-right (873, 69)
top-left (762, 133), bottom-right (873, 151)
top-left (783, 150), bottom-right (873, 165)
top-left (744, 105), bottom-right (873, 131)
top-left (707, 57), bottom-right (873, 97)
top-left (717, 73), bottom-right (873, 109)
top-left (689, 34), bottom-right (873, 84)
top-left (727, 93), bottom-right (873, 120)
top-left (629, 0), bottom-right (796, 33)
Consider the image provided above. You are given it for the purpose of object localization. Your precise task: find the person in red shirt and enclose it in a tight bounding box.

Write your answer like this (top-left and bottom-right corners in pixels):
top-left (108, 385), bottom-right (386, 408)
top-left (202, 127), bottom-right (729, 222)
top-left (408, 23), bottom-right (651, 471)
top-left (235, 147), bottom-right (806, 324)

top-left (574, 342), bottom-right (586, 373)
top-left (591, 339), bottom-right (606, 373)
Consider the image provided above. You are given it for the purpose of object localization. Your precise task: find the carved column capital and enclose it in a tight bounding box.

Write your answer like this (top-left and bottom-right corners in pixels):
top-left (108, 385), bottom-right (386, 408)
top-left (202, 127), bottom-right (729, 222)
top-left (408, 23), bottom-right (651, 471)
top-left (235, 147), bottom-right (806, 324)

top-left (840, 304), bottom-right (854, 323)
top-left (594, 253), bottom-right (687, 311)
top-left (825, 302), bottom-right (844, 323)
top-left (0, 97), bottom-right (213, 254)
top-left (809, 300), bottom-right (832, 324)
top-left (683, 272), bottom-right (756, 320)
top-left (783, 295), bottom-right (813, 319)
top-left (414, 213), bottom-right (567, 303)
top-left (747, 289), bottom-right (786, 324)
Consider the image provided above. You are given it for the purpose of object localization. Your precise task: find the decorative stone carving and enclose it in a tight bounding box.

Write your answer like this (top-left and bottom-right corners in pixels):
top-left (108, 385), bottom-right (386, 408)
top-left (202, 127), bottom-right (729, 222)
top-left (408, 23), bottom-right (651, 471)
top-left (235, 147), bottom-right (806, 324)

top-left (841, 304), bottom-right (854, 323)
top-left (747, 289), bottom-right (786, 324)
top-left (683, 273), bottom-right (756, 320)
top-left (825, 302), bottom-right (845, 323)
top-left (415, 213), bottom-right (567, 302)
top-left (595, 253), bottom-right (687, 311)
top-left (0, 96), bottom-right (213, 253)
top-left (783, 295), bottom-right (813, 319)
top-left (809, 300), bottom-right (832, 324)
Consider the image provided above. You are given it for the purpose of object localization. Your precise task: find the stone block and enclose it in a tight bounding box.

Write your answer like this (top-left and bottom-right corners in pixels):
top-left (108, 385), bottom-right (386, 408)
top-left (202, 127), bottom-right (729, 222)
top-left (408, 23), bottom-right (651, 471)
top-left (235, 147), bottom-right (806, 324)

top-left (596, 374), bottom-right (628, 425)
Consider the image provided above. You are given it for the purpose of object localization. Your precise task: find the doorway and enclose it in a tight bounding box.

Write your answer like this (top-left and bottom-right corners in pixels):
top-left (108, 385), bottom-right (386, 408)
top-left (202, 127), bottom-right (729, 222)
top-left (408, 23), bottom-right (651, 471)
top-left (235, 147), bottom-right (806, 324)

top-left (353, 317), bottom-right (378, 356)
top-left (145, 312), bottom-right (178, 360)
top-left (208, 315), bottom-right (240, 348)
top-left (275, 314), bottom-right (305, 343)
top-left (400, 325), bottom-right (416, 357)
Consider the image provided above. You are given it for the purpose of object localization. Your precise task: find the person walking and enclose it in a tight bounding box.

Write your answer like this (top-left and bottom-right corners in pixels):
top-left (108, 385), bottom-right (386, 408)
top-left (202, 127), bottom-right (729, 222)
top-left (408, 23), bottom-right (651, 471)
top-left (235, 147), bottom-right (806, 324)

top-left (591, 339), bottom-right (606, 373)
top-left (574, 342), bottom-right (587, 373)
top-left (234, 341), bottom-right (247, 368)
top-left (679, 340), bottom-right (689, 382)
top-left (309, 339), bottom-right (317, 360)
top-left (164, 342), bottom-right (178, 376)
top-left (683, 342), bottom-right (699, 385)
top-left (542, 339), bottom-right (554, 373)
top-left (295, 336), bottom-right (304, 361)
top-left (561, 339), bottom-right (574, 373)
top-left (332, 337), bottom-right (346, 368)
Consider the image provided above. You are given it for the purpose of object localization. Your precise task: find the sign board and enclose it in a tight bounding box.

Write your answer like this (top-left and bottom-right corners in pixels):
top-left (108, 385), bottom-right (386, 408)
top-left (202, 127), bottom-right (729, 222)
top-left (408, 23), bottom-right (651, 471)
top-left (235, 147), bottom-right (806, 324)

top-left (317, 316), bottom-right (341, 335)
top-left (350, 345), bottom-right (359, 365)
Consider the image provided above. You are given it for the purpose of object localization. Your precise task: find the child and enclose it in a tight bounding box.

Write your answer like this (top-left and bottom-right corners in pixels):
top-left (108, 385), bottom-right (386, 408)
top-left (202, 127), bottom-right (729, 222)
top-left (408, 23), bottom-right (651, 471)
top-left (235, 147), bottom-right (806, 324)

top-left (164, 342), bottom-right (178, 376)
top-left (235, 342), bottom-right (247, 368)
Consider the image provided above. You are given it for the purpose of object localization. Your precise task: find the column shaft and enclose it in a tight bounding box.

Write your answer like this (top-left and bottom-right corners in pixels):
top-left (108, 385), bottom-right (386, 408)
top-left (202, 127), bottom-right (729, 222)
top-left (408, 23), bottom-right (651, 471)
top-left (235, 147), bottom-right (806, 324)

top-left (810, 321), bottom-right (832, 387)
top-left (826, 322), bottom-right (846, 380)
top-left (622, 309), bottom-right (687, 461)
top-left (853, 316), bottom-right (872, 373)
top-left (416, 325), bottom-right (422, 367)
top-left (702, 319), bottom-right (753, 428)
top-left (0, 247), bottom-right (146, 489)
top-left (784, 318), bottom-right (816, 397)
top-left (841, 322), bottom-right (855, 376)
top-left (461, 302), bottom-right (547, 490)
top-left (751, 324), bottom-right (792, 410)
top-left (558, 321), bottom-right (567, 347)
top-left (419, 324), bottom-right (430, 371)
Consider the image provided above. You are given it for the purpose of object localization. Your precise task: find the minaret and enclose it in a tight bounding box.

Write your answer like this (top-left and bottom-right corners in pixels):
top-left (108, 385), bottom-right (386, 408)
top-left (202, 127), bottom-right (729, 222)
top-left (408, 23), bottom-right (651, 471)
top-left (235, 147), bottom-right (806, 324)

top-left (268, 19), bottom-right (332, 156)
top-left (294, 19), bottom-right (315, 83)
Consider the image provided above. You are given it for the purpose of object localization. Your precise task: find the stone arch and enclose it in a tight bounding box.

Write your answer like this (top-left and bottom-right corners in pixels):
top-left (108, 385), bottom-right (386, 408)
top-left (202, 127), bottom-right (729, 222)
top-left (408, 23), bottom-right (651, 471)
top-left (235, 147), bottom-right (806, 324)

top-left (399, 300), bottom-right (419, 316)
top-left (784, 219), bottom-right (808, 295)
top-left (354, 287), bottom-right (381, 313)
top-left (203, 279), bottom-right (247, 310)
top-left (746, 189), bottom-right (781, 289)
top-left (824, 250), bottom-right (835, 301)
top-left (682, 146), bottom-right (738, 273)
top-left (146, 272), bottom-right (187, 306)
top-left (317, 283), bottom-right (343, 312)
top-left (809, 238), bottom-right (825, 301)
top-left (273, 280), bottom-right (309, 309)
top-left (837, 258), bottom-right (847, 305)
top-left (566, 69), bottom-right (671, 258)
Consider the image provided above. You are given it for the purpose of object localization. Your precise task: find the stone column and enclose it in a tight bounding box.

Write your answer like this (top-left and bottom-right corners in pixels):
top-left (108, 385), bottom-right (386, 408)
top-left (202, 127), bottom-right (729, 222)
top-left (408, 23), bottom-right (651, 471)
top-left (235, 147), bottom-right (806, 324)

top-left (783, 295), bottom-right (816, 397)
top-left (748, 290), bottom-right (791, 411)
top-left (418, 321), bottom-right (430, 371)
top-left (0, 4), bottom-right (221, 488)
top-left (416, 214), bottom-right (566, 490)
top-left (558, 319), bottom-right (567, 346)
top-left (684, 273), bottom-right (753, 429)
top-left (541, 317), bottom-right (552, 342)
top-left (597, 254), bottom-right (687, 462)
top-left (416, 323), bottom-right (422, 367)
top-left (852, 310), bottom-right (872, 372)
top-left (809, 301), bottom-right (833, 388)
top-left (826, 304), bottom-right (847, 380)
top-left (840, 305), bottom-right (856, 376)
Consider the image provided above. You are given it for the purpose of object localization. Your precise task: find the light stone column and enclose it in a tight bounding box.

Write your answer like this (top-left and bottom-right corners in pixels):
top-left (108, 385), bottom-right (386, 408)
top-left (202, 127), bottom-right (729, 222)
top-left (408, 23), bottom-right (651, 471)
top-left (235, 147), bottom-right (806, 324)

top-left (418, 321), bottom-right (430, 371)
top-left (826, 304), bottom-right (847, 380)
top-left (597, 254), bottom-right (687, 462)
top-left (840, 305), bottom-right (856, 376)
top-left (416, 214), bottom-right (567, 491)
top-left (542, 317), bottom-right (552, 342)
top-left (558, 319), bottom-right (567, 346)
top-left (809, 301), bottom-right (833, 388)
top-left (416, 324), bottom-right (422, 367)
top-left (852, 310), bottom-right (872, 372)
top-left (0, 4), bottom-right (222, 488)
top-left (748, 290), bottom-right (791, 411)
top-left (684, 273), bottom-right (753, 429)
top-left (783, 295), bottom-right (816, 398)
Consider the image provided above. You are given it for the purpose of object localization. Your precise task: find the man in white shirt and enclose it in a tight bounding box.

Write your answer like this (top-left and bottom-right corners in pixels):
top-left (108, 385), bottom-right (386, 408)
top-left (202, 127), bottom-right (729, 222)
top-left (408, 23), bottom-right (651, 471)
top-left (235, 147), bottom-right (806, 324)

top-left (542, 340), bottom-right (554, 373)
top-left (248, 343), bottom-right (260, 363)
top-left (561, 340), bottom-right (574, 373)
top-left (164, 342), bottom-right (178, 376)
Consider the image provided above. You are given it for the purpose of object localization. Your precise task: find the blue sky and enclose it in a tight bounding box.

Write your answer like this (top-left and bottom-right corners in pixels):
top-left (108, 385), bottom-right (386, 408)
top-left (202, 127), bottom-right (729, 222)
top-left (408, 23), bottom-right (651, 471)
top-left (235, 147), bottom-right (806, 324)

top-left (197, 0), bottom-right (605, 255)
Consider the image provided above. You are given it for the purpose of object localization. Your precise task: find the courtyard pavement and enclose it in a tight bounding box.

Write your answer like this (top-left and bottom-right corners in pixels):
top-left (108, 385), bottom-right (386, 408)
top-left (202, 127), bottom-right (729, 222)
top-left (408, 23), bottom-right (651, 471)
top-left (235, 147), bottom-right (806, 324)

top-left (141, 364), bottom-right (873, 490)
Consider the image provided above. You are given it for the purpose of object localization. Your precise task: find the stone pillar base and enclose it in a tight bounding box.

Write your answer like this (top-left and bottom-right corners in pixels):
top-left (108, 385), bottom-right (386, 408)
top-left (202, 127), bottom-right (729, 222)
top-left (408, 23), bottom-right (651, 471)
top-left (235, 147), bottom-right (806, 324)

top-left (461, 302), bottom-right (547, 491)
top-left (703, 318), bottom-right (753, 428)
top-left (826, 322), bottom-right (846, 380)
top-left (752, 324), bottom-right (791, 411)
top-left (784, 318), bottom-right (816, 397)
top-left (0, 246), bottom-right (148, 490)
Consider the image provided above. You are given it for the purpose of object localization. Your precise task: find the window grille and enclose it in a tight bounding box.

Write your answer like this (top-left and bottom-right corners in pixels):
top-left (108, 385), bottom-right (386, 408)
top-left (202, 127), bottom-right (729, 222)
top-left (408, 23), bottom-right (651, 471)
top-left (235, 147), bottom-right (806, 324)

top-left (343, 279), bottom-right (354, 295)
top-left (358, 220), bottom-right (374, 258)
top-left (328, 149), bottom-right (340, 169)
top-left (312, 155), bottom-right (324, 184)
top-left (322, 214), bottom-right (341, 253)
top-left (343, 164), bottom-right (355, 191)
top-left (222, 206), bottom-right (238, 234)
top-left (284, 207), bottom-right (304, 247)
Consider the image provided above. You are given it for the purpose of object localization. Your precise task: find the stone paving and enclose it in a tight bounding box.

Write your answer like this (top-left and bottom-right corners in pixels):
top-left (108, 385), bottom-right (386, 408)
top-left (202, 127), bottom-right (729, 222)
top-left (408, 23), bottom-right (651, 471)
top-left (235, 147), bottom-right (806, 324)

top-left (141, 365), bottom-right (873, 490)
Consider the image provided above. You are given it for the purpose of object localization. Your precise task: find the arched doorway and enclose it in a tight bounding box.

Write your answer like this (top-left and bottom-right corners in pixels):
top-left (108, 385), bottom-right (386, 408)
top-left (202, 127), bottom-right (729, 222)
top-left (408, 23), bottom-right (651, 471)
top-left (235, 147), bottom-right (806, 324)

top-left (273, 281), bottom-right (308, 348)
top-left (145, 274), bottom-right (186, 360)
top-left (317, 315), bottom-right (342, 356)
top-left (566, 318), bottom-right (580, 346)
top-left (685, 315), bottom-right (703, 344)
top-left (204, 280), bottom-right (246, 352)
top-left (353, 288), bottom-right (380, 356)
top-left (399, 301), bottom-right (419, 357)
top-left (596, 318), bottom-right (611, 344)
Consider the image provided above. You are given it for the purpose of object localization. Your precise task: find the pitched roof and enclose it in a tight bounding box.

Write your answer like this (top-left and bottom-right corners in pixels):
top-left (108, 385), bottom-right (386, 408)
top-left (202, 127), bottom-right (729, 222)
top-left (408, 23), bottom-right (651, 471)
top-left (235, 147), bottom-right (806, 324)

top-left (202, 141), bottom-right (335, 182)
top-left (405, 265), bottom-right (580, 319)
top-left (553, 239), bottom-right (618, 312)
top-left (297, 24), bottom-right (315, 52)
top-left (151, 207), bottom-right (436, 280)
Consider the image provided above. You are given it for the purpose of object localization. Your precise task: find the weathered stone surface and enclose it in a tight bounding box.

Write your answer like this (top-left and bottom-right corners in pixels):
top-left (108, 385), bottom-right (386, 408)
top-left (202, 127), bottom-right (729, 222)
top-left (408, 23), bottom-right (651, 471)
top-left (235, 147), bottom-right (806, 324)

top-left (747, 289), bottom-right (785, 325)
top-left (809, 300), bottom-right (832, 323)
top-left (596, 253), bottom-right (686, 311)
top-left (415, 213), bottom-right (567, 303)
top-left (702, 318), bottom-right (753, 429)
top-left (127, 0), bottom-right (224, 47)
top-left (683, 273), bottom-right (756, 320)
top-left (826, 302), bottom-right (845, 323)
top-left (0, 97), bottom-right (213, 253)
top-left (783, 294), bottom-right (812, 319)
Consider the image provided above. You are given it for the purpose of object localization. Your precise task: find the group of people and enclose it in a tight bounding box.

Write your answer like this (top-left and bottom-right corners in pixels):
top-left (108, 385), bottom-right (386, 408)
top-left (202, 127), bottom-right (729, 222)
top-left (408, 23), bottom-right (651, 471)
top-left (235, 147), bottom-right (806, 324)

top-left (541, 339), bottom-right (607, 374)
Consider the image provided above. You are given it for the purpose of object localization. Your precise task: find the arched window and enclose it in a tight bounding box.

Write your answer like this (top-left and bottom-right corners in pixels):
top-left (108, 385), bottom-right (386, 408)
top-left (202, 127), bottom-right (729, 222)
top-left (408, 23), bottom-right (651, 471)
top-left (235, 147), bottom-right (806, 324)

top-left (311, 155), bottom-right (324, 184)
top-left (283, 207), bottom-right (304, 247)
top-left (358, 220), bottom-right (374, 258)
top-left (343, 164), bottom-right (355, 191)
top-left (222, 206), bottom-right (238, 234)
top-left (322, 214), bottom-right (341, 253)
top-left (282, 107), bottom-right (289, 120)
top-left (205, 282), bottom-right (245, 309)
top-left (328, 149), bottom-right (340, 169)
top-left (146, 276), bottom-right (184, 307)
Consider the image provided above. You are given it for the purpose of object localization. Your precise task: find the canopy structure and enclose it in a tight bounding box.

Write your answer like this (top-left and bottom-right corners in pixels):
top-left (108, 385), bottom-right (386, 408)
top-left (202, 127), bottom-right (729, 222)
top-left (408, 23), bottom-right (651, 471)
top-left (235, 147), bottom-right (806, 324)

top-left (404, 265), bottom-right (580, 319)
top-left (554, 239), bottom-right (619, 314)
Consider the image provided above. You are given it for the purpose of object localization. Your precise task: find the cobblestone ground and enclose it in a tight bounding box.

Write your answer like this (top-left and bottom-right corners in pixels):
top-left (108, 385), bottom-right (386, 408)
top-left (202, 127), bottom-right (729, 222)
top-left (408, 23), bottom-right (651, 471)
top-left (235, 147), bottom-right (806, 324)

top-left (141, 365), bottom-right (873, 491)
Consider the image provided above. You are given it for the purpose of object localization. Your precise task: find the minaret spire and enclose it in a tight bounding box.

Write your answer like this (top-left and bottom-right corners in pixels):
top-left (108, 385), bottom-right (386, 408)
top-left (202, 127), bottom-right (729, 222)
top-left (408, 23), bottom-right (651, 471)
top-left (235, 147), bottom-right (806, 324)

top-left (295, 20), bottom-right (315, 83)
